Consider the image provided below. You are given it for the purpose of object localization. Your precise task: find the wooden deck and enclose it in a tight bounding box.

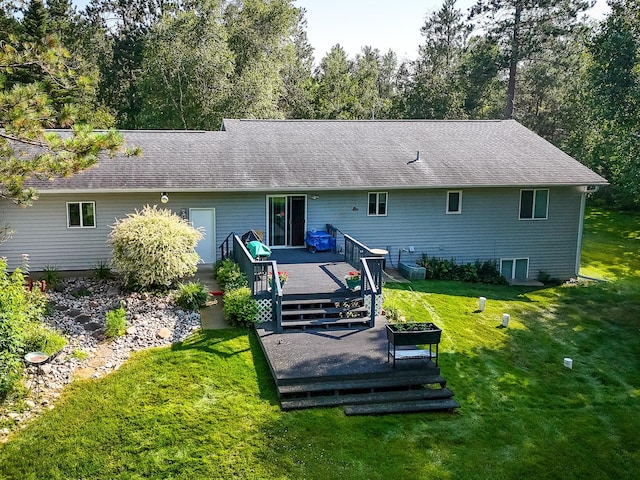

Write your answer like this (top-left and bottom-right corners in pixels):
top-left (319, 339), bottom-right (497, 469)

top-left (255, 317), bottom-right (459, 414)
top-left (268, 248), bottom-right (354, 296)
top-left (253, 248), bottom-right (460, 414)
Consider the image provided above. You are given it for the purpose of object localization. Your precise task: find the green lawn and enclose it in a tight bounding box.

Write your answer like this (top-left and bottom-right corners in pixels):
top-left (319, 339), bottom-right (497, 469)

top-left (1, 207), bottom-right (639, 479)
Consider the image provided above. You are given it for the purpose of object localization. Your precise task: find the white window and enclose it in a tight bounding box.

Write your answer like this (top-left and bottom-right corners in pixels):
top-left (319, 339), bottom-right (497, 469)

top-left (519, 189), bottom-right (548, 220)
top-left (67, 202), bottom-right (96, 228)
top-left (501, 258), bottom-right (529, 280)
top-left (368, 192), bottom-right (387, 216)
top-left (446, 190), bottom-right (462, 214)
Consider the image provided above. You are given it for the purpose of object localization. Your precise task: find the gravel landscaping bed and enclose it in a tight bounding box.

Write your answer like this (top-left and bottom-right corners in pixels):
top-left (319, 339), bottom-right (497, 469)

top-left (1, 276), bottom-right (201, 441)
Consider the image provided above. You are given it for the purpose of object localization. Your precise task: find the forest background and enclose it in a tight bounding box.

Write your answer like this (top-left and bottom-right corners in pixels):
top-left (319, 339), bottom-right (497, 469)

top-left (1, 0), bottom-right (638, 208)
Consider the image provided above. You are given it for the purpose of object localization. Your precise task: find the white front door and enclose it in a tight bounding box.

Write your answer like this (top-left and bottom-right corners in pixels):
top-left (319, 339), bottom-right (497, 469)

top-left (190, 208), bottom-right (216, 264)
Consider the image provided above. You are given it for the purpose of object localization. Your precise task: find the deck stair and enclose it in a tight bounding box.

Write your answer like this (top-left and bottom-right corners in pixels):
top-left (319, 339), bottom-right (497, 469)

top-left (276, 368), bottom-right (460, 415)
top-left (280, 293), bottom-right (370, 329)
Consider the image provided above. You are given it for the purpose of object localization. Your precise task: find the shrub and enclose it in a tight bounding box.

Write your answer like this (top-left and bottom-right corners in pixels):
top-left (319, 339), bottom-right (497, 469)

top-left (418, 255), bottom-right (506, 284)
top-left (0, 258), bottom-right (48, 398)
top-left (105, 306), bottom-right (127, 338)
top-left (92, 261), bottom-right (113, 279)
top-left (109, 205), bottom-right (203, 291)
top-left (223, 287), bottom-right (259, 327)
top-left (175, 282), bottom-right (209, 310)
top-left (41, 265), bottom-right (61, 289)
top-left (216, 259), bottom-right (248, 291)
top-left (21, 322), bottom-right (67, 356)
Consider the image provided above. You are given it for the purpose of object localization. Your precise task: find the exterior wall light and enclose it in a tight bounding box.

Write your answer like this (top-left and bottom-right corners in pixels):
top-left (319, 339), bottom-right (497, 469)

top-left (161, 192), bottom-right (169, 204)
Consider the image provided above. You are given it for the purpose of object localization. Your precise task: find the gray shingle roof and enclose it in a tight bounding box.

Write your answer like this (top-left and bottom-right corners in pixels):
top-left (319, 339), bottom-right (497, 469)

top-left (28, 119), bottom-right (607, 193)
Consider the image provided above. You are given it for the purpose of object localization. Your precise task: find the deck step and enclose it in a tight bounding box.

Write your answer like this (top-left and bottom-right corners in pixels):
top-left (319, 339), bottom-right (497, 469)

top-left (344, 398), bottom-right (461, 416)
top-left (281, 317), bottom-right (371, 329)
top-left (282, 296), bottom-right (362, 306)
top-left (277, 374), bottom-right (447, 396)
top-left (281, 306), bottom-right (368, 317)
top-left (280, 387), bottom-right (454, 410)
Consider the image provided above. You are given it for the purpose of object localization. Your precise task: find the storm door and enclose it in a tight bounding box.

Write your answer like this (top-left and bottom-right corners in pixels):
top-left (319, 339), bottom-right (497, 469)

top-left (267, 195), bottom-right (306, 247)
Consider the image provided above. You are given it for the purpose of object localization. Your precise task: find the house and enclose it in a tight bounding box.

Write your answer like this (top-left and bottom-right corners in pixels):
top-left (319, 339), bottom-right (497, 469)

top-left (0, 119), bottom-right (607, 280)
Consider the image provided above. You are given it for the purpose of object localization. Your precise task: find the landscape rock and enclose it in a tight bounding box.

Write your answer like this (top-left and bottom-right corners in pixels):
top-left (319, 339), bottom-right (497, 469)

top-left (0, 276), bottom-right (202, 443)
top-left (157, 328), bottom-right (172, 339)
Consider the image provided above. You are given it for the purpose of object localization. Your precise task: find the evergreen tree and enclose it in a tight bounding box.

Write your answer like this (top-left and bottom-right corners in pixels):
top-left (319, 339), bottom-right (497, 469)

top-left (470, 0), bottom-right (590, 119)
top-left (22, 0), bottom-right (48, 42)
top-left (0, 36), bottom-right (128, 205)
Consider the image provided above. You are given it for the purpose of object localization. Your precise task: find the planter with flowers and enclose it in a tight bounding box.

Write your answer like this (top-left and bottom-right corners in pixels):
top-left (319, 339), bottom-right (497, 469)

top-left (345, 270), bottom-right (361, 290)
top-left (269, 271), bottom-right (288, 289)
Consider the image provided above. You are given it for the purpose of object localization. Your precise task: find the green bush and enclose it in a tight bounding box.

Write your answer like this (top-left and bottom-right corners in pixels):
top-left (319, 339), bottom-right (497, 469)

top-left (216, 259), bottom-right (248, 291)
top-left (105, 306), bottom-right (127, 338)
top-left (0, 258), bottom-right (48, 398)
top-left (418, 255), bottom-right (506, 284)
top-left (108, 205), bottom-right (203, 291)
top-left (41, 265), bottom-right (61, 289)
top-left (21, 322), bottom-right (67, 356)
top-left (223, 287), bottom-right (259, 327)
top-left (175, 282), bottom-right (209, 310)
top-left (92, 261), bottom-right (113, 279)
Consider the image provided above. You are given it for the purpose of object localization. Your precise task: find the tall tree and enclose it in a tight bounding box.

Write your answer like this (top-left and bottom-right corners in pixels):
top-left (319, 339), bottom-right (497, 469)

top-left (455, 35), bottom-right (503, 118)
top-left (399, 0), bottom-right (470, 119)
top-left (572, 0), bottom-right (640, 207)
top-left (224, 0), bottom-right (301, 119)
top-left (22, 0), bottom-right (48, 42)
top-left (470, 0), bottom-right (590, 119)
top-left (0, 36), bottom-right (128, 205)
top-left (137, 3), bottom-right (234, 129)
top-left (84, 0), bottom-right (170, 128)
top-left (278, 7), bottom-right (315, 118)
top-left (314, 44), bottom-right (355, 119)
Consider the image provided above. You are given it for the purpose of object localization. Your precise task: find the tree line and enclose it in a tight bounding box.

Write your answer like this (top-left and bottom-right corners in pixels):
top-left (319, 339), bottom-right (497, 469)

top-left (1, 0), bottom-right (638, 207)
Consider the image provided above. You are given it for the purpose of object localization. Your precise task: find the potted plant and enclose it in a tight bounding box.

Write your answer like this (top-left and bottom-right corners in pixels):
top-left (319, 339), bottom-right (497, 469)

top-left (345, 270), bottom-right (361, 290)
top-left (269, 271), bottom-right (288, 289)
top-left (386, 321), bottom-right (442, 346)
top-left (386, 321), bottom-right (443, 367)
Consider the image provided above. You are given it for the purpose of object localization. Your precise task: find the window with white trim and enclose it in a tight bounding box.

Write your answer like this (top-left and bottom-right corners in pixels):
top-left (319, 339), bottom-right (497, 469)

top-left (67, 202), bottom-right (96, 228)
top-left (446, 190), bottom-right (462, 214)
top-left (501, 258), bottom-right (529, 280)
top-left (368, 192), bottom-right (387, 216)
top-left (519, 189), bottom-right (548, 220)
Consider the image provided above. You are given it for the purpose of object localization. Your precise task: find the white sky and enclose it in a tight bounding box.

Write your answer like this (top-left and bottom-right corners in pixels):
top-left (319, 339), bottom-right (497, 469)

top-left (71, 0), bottom-right (611, 62)
top-left (295, 0), bottom-right (612, 62)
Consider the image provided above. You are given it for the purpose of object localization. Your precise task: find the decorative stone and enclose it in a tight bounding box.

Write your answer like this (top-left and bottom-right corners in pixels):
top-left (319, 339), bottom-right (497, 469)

top-left (157, 328), bottom-right (172, 339)
top-left (126, 326), bottom-right (137, 335)
top-left (40, 364), bottom-right (52, 375)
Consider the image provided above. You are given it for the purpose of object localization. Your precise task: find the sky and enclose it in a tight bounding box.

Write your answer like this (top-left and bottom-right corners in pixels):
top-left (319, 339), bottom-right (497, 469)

top-left (295, 0), bottom-right (612, 62)
top-left (71, 0), bottom-right (612, 62)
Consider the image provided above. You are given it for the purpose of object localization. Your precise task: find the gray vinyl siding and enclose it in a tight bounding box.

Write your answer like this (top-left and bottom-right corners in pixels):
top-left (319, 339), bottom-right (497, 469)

top-left (1, 187), bottom-right (584, 279)
top-left (306, 187), bottom-right (583, 280)
top-left (0, 192), bottom-right (267, 271)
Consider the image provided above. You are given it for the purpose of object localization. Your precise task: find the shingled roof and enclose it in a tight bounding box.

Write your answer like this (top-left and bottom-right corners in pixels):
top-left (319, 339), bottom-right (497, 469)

top-left (28, 119), bottom-right (607, 193)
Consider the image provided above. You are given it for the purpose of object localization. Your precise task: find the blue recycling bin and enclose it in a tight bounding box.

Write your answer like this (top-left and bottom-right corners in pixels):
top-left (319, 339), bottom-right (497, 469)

top-left (305, 231), bottom-right (336, 253)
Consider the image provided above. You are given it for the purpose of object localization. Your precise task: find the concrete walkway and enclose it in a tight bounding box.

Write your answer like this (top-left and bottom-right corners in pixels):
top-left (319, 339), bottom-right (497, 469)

top-left (194, 266), bottom-right (228, 330)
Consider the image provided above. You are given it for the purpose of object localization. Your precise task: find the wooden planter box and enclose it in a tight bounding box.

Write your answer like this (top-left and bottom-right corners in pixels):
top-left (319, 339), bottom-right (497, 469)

top-left (386, 323), bottom-right (442, 368)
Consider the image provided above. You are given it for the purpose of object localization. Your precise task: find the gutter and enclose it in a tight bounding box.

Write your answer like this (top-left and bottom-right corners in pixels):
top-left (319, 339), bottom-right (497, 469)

top-left (575, 192), bottom-right (587, 277)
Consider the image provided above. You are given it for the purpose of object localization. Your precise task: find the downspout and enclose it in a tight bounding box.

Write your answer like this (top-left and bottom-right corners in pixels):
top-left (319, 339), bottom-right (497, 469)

top-left (575, 191), bottom-right (587, 277)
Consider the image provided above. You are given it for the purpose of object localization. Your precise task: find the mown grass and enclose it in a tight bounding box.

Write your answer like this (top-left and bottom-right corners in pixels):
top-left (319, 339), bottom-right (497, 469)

top-left (1, 206), bottom-right (639, 479)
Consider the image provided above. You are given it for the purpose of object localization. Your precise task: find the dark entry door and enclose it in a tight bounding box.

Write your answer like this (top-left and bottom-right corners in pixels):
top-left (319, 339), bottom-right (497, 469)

top-left (288, 195), bottom-right (306, 246)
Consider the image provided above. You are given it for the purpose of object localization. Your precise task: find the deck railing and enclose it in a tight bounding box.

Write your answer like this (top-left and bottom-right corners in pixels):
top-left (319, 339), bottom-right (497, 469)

top-left (220, 233), bottom-right (284, 330)
top-left (343, 233), bottom-right (378, 270)
top-left (361, 257), bottom-right (383, 327)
